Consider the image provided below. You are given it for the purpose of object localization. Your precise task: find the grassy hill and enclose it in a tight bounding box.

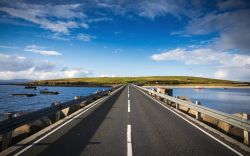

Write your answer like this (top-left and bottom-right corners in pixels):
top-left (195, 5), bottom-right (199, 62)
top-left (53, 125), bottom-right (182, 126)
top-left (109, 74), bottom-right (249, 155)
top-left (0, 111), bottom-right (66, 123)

top-left (28, 76), bottom-right (250, 87)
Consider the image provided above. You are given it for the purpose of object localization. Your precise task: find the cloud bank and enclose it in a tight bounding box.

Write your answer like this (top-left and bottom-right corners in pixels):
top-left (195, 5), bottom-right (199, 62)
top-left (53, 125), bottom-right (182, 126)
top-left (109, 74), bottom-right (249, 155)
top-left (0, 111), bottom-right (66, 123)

top-left (0, 0), bottom-right (250, 81)
top-left (0, 53), bottom-right (91, 80)
top-left (24, 45), bottom-right (62, 56)
top-left (0, 3), bottom-right (87, 34)
top-left (76, 34), bottom-right (96, 42)
top-left (151, 48), bottom-right (250, 81)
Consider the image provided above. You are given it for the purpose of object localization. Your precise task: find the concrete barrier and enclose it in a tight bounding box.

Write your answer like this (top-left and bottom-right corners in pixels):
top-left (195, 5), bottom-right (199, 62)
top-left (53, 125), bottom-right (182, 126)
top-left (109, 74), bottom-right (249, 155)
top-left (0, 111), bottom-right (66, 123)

top-left (0, 86), bottom-right (123, 151)
top-left (136, 85), bottom-right (250, 146)
top-left (0, 100), bottom-right (92, 151)
top-left (176, 97), bottom-right (246, 141)
top-left (1, 113), bottom-right (13, 150)
top-left (156, 88), bottom-right (173, 96)
top-left (243, 113), bottom-right (250, 145)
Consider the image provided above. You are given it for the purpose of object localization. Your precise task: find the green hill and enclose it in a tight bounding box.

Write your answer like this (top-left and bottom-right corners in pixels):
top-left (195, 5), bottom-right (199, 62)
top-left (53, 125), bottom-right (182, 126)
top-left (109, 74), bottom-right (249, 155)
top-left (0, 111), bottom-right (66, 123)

top-left (29, 76), bottom-right (250, 87)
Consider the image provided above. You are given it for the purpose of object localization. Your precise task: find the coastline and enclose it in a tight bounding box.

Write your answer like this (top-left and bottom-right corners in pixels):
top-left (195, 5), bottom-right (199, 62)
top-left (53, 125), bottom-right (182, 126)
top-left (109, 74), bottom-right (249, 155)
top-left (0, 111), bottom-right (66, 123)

top-left (1, 83), bottom-right (250, 89)
top-left (0, 83), bottom-right (113, 88)
top-left (143, 85), bottom-right (250, 89)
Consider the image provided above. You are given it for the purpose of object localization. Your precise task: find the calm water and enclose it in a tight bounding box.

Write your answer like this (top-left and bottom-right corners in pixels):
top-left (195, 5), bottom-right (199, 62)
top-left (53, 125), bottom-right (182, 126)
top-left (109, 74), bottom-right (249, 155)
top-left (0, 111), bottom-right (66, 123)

top-left (173, 88), bottom-right (250, 114)
top-left (0, 85), bottom-right (110, 121)
top-left (1, 86), bottom-right (250, 121)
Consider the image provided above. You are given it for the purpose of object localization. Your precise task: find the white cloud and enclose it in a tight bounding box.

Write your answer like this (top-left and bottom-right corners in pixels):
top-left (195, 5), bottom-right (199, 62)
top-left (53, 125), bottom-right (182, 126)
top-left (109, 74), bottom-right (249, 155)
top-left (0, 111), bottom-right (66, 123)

top-left (214, 67), bottom-right (250, 81)
top-left (136, 1), bottom-right (180, 19)
top-left (47, 33), bottom-right (70, 41)
top-left (88, 17), bottom-right (113, 23)
top-left (151, 48), bottom-right (250, 81)
top-left (182, 9), bottom-right (250, 53)
top-left (97, 2), bottom-right (120, 9)
top-left (0, 54), bottom-right (34, 72)
top-left (0, 3), bottom-right (87, 34)
top-left (0, 45), bottom-right (19, 49)
top-left (99, 74), bottom-right (115, 77)
top-left (0, 69), bottom-right (91, 80)
top-left (218, 0), bottom-right (248, 11)
top-left (24, 45), bottom-right (62, 56)
top-left (0, 53), bottom-right (92, 80)
top-left (47, 32), bottom-right (95, 42)
top-left (76, 34), bottom-right (96, 42)
top-left (151, 48), bottom-right (250, 67)
top-left (95, 0), bottom-right (200, 19)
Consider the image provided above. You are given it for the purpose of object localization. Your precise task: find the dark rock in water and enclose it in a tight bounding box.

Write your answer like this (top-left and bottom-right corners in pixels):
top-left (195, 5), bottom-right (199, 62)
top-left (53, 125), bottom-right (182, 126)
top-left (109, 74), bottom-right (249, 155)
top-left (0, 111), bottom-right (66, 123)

top-left (11, 93), bottom-right (37, 97)
top-left (40, 90), bottom-right (59, 95)
top-left (24, 86), bottom-right (37, 89)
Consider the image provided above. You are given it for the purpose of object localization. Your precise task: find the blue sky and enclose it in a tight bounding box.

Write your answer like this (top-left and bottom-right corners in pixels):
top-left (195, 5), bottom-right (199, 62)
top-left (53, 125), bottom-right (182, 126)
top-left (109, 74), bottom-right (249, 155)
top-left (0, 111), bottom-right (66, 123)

top-left (0, 0), bottom-right (250, 81)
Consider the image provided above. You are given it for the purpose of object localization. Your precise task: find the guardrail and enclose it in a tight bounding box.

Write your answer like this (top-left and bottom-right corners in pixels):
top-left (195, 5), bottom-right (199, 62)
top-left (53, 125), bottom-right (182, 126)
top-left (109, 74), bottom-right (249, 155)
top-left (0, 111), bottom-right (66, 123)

top-left (0, 85), bottom-right (123, 151)
top-left (135, 85), bottom-right (250, 146)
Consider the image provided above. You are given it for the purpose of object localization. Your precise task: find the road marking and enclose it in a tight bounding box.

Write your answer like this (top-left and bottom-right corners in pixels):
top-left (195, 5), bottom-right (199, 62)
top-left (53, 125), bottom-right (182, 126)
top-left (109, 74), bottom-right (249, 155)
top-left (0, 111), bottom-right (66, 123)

top-left (128, 100), bottom-right (130, 112)
top-left (127, 125), bottom-right (133, 156)
top-left (13, 95), bottom-right (111, 156)
top-left (128, 85), bottom-right (130, 98)
top-left (137, 87), bottom-right (243, 156)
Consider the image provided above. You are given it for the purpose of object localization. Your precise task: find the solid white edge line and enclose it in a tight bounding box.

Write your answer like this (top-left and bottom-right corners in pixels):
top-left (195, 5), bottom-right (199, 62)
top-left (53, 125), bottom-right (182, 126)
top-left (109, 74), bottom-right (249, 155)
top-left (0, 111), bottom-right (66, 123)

top-left (137, 87), bottom-right (243, 156)
top-left (13, 90), bottom-right (116, 156)
top-left (127, 124), bottom-right (132, 156)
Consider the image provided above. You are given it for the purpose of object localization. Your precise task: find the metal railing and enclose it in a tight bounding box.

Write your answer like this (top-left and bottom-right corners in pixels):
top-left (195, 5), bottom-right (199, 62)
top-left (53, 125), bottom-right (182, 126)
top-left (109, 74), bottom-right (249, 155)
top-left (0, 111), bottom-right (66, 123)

top-left (0, 85), bottom-right (124, 151)
top-left (135, 85), bottom-right (250, 145)
top-left (0, 85), bottom-right (123, 135)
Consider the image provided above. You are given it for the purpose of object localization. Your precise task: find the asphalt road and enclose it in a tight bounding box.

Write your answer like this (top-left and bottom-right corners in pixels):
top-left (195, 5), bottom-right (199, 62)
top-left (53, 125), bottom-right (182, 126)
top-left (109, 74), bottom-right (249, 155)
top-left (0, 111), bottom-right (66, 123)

top-left (10, 85), bottom-right (240, 156)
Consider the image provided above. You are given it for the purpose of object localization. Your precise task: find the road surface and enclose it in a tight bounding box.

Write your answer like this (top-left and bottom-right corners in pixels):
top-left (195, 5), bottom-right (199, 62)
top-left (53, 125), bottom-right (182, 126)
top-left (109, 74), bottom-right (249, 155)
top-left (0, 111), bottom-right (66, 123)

top-left (10, 85), bottom-right (240, 156)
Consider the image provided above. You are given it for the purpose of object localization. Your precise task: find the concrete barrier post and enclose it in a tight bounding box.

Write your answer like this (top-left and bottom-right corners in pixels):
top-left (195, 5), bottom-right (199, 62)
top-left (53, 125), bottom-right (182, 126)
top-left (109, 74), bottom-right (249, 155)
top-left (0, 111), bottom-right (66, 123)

top-left (157, 88), bottom-right (165, 94)
top-left (167, 100), bottom-right (171, 105)
top-left (51, 102), bottom-right (61, 122)
top-left (176, 103), bottom-right (179, 109)
top-left (196, 111), bottom-right (201, 120)
top-left (75, 96), bottom-right (81, 100)
top-left (195, 101), bottom-right (201, 120)
top-left (163, 99), bottom-right (168, 104)
top-left (75, 96), bottom-right (82, 106)
top-left (156, 88), bottom-right (173, 96)
top-left (1, 113), bottom-right (13, 150)
top-left (158, 96), bottom-right (160, 100)
top-left (166, 89), bottom-right (173, 96)
top-left (195, 101), bottom-right (201, 105)
top-left (56, 103), bottom-right (61, 121)
top-left (243, 113), bottom-right (250, 146)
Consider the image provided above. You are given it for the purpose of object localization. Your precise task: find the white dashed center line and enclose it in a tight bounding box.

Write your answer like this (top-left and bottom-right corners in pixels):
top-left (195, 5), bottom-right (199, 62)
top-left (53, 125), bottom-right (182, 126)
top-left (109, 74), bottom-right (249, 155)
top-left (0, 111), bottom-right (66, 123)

top-left (127, 124), bottom-right (132, 156)
top-left (128, 100), bottom-right (130, 112)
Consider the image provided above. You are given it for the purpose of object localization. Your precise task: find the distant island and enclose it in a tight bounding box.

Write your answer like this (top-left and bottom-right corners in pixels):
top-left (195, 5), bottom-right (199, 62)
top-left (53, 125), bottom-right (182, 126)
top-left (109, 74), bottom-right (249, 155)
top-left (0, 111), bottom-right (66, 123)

top-left (27, 76), bottom-right (250, 87)
top-left (0, 79), bottom-right (32, 85)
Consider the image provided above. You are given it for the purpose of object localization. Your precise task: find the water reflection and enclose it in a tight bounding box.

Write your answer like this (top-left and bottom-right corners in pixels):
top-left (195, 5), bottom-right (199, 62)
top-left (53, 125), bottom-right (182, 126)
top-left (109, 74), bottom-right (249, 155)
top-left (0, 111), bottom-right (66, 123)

top-left (173, 88), bottom-right (250, 114)
top-left (0, 85), bottom-right (110, 120)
